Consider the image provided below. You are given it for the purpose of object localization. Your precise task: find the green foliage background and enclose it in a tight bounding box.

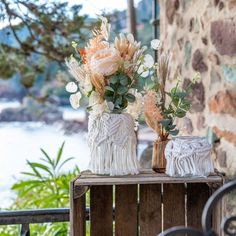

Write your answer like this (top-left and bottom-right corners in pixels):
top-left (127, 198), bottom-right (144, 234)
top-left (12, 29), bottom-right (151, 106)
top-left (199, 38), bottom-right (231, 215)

top-left (0, 142), bottom-right (80, 236)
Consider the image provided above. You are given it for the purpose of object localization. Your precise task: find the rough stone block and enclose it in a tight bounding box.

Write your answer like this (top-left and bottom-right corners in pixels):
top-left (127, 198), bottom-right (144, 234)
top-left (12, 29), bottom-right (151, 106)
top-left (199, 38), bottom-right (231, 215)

top-left (192, 49), bottom-right (208, 73)
top-left (216, 148), bottom-right (227, 168)
top-left (183, 117), bottom-right (193, 134)
top-left (222, 65), bottom-right (236, 85)
top-left (211, 20), bottom-right (236, 56)
top-left (166, 0), bottom-right (179, 24)
top-left (208, 52), bottom-right (220, 65)
top-left (197, 115), bottom-right (206, 130)
top-left (184, 41), bottom-right (192, 68)
top-left (213, 126), bottom-right (236, 147)
top-left (183, 78), bottom-right (205, 112)
top-left (209, 90), bottom-right (236, 117)
top-left (210, 69), bottom-right (221, 84)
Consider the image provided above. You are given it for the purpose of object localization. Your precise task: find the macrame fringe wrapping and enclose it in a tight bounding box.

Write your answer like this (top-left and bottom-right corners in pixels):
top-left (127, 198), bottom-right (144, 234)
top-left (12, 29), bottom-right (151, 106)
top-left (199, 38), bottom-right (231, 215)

top-left (88, 113), bottom-right (140, 176)
top-left (165, 136), bottom-right (214, 177)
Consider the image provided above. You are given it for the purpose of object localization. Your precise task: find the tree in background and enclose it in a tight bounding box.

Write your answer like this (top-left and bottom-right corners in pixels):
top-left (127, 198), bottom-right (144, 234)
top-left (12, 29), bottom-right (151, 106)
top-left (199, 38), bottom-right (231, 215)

top-left (0, 0), bottom-right (90, 96)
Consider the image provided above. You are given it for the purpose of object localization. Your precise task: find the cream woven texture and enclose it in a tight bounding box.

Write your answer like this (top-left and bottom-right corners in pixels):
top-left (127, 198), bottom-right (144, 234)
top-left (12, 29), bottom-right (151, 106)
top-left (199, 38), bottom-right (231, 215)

top-left (88, 113), bottom-right (139, 176)
top-left (165, 136), bottom-right (214, 177)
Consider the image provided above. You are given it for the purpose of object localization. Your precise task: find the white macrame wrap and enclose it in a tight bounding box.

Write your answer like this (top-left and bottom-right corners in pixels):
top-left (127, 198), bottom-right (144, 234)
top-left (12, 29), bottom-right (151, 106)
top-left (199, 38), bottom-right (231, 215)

top-left (165, 136), bottom-right (214, 177)
top-left (88, 113), bottom-right (139, 176)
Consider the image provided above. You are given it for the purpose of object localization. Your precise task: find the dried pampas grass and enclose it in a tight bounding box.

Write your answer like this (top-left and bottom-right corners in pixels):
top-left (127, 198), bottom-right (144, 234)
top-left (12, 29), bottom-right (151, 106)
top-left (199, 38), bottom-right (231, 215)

top-left (91, 74), bottom-right (106, 101)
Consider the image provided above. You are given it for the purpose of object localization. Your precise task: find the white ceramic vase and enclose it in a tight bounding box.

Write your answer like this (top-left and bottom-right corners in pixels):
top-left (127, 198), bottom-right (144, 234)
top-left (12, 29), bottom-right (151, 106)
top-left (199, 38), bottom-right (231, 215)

top-left (88, 113), bottom-right (139, 176)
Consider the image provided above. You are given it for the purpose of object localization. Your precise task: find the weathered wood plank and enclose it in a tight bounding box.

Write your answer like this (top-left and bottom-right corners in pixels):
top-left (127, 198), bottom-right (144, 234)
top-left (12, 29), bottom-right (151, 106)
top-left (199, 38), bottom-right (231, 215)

top-left (75, 174), bottom-right (222, 186)
top-left (77, 169), bottom-right (221, 178)
top-left (187, 183), bottom-right (210, 230)
top-left (90, 186), bottom-right (113, 236)
top-left (163, 183), bottom-right (185, 230)
top-left (140, 184), bottom-right (162, 236)
top-left (115, 185), bottom-right (138, 236)
top-left (212, 183), bottom-right (224, 236)
top-left (70, 181), bottom-right (86, 236)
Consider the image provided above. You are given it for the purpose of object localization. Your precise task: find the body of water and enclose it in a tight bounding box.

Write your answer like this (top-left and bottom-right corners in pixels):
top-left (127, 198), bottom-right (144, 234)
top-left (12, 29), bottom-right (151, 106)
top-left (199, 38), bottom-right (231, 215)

top-left (0, 101), bottom-right (147, 208)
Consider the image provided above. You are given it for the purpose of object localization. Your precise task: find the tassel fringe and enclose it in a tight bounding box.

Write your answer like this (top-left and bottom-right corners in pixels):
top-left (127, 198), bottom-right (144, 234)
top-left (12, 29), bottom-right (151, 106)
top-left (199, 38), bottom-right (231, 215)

top-left (165, 136), bottom-right (214, 177)
top-left (88, 113), bottom-right (139, 176)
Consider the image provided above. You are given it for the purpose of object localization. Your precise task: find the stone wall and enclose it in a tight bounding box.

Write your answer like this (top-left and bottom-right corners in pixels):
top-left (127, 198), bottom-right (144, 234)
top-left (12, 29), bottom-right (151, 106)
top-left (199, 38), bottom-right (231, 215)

top-left (159, 0), bottom-right (236, 176)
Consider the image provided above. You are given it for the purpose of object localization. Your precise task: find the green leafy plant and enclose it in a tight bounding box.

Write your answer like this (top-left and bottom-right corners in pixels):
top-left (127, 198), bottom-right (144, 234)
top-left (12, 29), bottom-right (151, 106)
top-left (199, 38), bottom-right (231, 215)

top-left (104, 72), bottom-right (135, 113)
top-left (0, 0), bottom-right (89, 88)
top-left (144, 51), bottom-right (201, 141)
top-left (2, 142), bottom-right (80, 236)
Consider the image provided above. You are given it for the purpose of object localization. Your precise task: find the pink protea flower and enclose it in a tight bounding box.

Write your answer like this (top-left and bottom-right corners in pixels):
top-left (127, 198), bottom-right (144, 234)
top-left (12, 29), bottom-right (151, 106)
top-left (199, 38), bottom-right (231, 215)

top-left (89, 47), bottom-right (121, 76)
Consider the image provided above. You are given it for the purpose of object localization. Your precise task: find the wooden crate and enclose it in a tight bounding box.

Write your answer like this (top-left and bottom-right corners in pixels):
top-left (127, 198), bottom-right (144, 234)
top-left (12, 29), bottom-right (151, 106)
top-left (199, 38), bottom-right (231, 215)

top-left (70, 169), bottom-right (223, 236)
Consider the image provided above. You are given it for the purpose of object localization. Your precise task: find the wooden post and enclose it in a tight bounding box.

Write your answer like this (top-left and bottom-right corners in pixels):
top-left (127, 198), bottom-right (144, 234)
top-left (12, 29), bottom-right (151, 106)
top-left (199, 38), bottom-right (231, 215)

top-left (127, 0), bottom-right (137, 39)
top-left (70, 181), bottom-right (86, 236)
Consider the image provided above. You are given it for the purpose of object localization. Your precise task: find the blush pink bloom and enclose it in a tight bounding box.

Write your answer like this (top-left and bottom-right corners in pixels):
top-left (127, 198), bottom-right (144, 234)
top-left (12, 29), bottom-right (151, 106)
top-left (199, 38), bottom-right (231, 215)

top-left (89, 48), bottom-right (121, 76)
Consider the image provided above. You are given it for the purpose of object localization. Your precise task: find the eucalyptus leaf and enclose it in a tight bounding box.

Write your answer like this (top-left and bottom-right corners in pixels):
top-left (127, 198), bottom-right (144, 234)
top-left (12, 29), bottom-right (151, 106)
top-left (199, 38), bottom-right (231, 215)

top-left (117, 86), bottom-right (128, 95)
top-left (168, 124), bottom-right (176, 130)
top-left (114, 96), bottom-right (123, 106)
top-left (180, 100), bottom-right (191, 110)
top-left (169, 129), bottom-right (179, 136)
top-left (175, 109), bottom-right (186, 118)
top-left (104, 90), bottom-right (114, 97)
top-left (120, 76), bottom-right (129, 86)
top-left (110, 75), bottom-right (119, 84)
top-left (175, 91), bottom-right (187, 98)
top-left (160, 119), bottom-right (172, 127)
top-left (104, 95), bottom-right (113, 102)
top-left (105, 86), bottom-right (115, 92)
top-left (125, 93), bottom-right (136, 103)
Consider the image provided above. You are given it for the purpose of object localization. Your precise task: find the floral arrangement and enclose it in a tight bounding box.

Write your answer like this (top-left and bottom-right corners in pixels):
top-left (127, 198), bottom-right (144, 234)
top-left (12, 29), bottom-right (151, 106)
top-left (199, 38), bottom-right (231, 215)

top-left (65, 16), bottom-right (152, 120)
top-left (143, 43), bottom-right (201, 142)
top-left (65, 16), bottom-right (200, 142)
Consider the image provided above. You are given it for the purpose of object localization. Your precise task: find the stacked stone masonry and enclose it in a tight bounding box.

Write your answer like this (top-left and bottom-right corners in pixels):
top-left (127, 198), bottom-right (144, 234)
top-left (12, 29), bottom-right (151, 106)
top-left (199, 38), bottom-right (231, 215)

top-left (159, 0), bottom-right (236, 176)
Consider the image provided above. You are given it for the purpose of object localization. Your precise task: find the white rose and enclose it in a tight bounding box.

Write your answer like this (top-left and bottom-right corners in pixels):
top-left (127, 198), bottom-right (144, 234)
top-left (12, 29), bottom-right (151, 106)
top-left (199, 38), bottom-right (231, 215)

top-left (65, 82), bottom-right (78, 93)
top-left (151, 39), bottom-right (161, 50)
top-left (143, 54), bottom-right (154, 68)
top-left (126, 90), bottom-right (143, 120)
top-left (138, 65), bottom-right (149, 78)
top-left (69, 91), bottom-right (82, 109)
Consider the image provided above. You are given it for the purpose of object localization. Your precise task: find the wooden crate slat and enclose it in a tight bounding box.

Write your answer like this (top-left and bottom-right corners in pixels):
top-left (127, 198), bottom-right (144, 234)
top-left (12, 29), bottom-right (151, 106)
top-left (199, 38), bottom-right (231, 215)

top-left (115, 185), bottom-right (138, 236)
top-left (75, 173), bottom-right (222, 186)
top-left (212, 184), bottom-right (224, 236)
top-left (187, 183), bottom-right (210, 230)
top-left (140, 184), bottom-right (162, 236)
top-left (163, 183), bottom-right (185, 230)
top-left (70, 181), bottom-right (86, 236)
top-left (71, 171), bottom-right (223, 235)
top-left (212, 200), bottom-right (223, 236)
top-left (90, 185), bottom-right (113, 236)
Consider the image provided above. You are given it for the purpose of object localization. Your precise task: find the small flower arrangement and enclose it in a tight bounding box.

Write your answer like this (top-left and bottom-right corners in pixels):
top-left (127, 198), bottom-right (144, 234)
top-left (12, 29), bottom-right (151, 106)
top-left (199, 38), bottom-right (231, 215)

top-left (143, 41), bottom-right (201, 141)
top-left (65, 16), bottom-right (151, 120)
